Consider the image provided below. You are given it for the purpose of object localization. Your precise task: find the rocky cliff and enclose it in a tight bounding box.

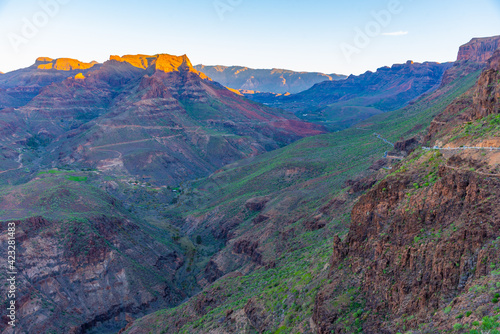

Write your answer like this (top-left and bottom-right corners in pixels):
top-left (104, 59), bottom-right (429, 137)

top-left (35, 57), bottom-right (99, 71)
top-left (0, 216), bottom-right (186, 334)
top-left (315, 152), bottom-right (500, 333)
top-left (457, 36), bottom-right (500, 63)
top-left (113, 54), bottom-right (210, 79)
top-left (314, 45), bottom-right (500, 334)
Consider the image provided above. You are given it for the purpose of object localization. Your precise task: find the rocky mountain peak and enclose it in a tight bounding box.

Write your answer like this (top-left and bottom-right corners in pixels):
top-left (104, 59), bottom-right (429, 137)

top-left (457, 35), bottom-right (500, 62)
top-left (109, 53), bottom-right (209, 79)
top-left (35, 57), bottom-right (98, 71)
top-left (154, 54), bottom-right (192, 72)
top-left (109, 54), bottom-right (159, 70)
top-left (35, 56), bottom-right (54, 63)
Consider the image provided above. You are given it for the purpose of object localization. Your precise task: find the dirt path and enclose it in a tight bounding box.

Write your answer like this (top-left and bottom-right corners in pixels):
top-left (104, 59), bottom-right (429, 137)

top-left (89, 135), bottom-right (182, 150)
top-left (91, 149), bottom-right (123, 159)
top-left (424, 146), bottom-right (500, 151)
top-left (0, 167), bottom-right (20, 175)
top-left (444, 164), bottom-right (500, 177)
top-left (0, 153), bottom-right (23, 175)
top-left (100, 124), bottom-right (183, 130)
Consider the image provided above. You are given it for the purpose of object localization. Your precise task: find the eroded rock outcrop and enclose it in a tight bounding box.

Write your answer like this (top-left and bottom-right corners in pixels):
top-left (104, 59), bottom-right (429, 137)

top-left (457, 36), bottom-right (500, 63)
top-left (473, 50), bottom-right (500, 119)
top-left (314, 43), bottom-right (500, 334)
top-left (0, 215), bottom-right (185, 334)
top-left (36, 57), bottom-right (99, 71)
top-left (315, 161), bottom-right (500, 333)
top-left (427, 50), bottom-right (500, 144)
top-left (111, 54), bottom-right (210, 79)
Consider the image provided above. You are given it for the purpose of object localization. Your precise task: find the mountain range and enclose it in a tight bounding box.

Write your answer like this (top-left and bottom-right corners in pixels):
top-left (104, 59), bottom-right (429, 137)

top-left (123, 36), bottom-right (500, 334)
top-left (0, 35), bottom-right (499, 334)
top-left (194, 65), bottom-right (346, 94)
top-left (0, 54), bottom-right (323, 186)
top-left (243, 36), bottom-right (500, 132)
top-left (247, 60), bottom-right (453, 131)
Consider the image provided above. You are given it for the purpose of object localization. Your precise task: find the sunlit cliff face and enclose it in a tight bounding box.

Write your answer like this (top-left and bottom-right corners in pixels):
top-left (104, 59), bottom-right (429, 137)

top-left (36, 57), bottom-right (98, 71)
top-left (109, 53), bottom-right (210, 79)
top-left (33, 53), bottom-right (211, 80)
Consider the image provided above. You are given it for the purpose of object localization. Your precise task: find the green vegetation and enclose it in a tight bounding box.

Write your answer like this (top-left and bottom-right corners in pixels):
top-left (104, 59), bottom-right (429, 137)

top-left (468, 316), bottom-right (500, 333)
top-left (120, 58), bottom-right (483, 334)
top-left (65, 176), bottom-right (88, 182)
top-left (0, 175), bottom-right (117, 221)
top-left (451, 113), bottom-right (500, 142)
top-left (37, 169), bottom-right (75, 176)
top-left (131, 239), bottom-right (338, 333)
top-left (0, 59), bottom-right (484, 334)
top-left (26, 134), bottom-right (52, 149)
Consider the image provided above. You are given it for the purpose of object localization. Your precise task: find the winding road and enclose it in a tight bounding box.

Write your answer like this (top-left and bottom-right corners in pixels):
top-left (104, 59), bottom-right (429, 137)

top-left (373, 133), bottom-right (395, 148)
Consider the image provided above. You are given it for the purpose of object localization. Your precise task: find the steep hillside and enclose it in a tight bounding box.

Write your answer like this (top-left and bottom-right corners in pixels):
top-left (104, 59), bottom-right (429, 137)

top-left (0, 172), bottom-right (192, 334)
top-left (0, 54), bottom-right (323, 186)
top-left (0, 53), bottom-right (325, 333)
top-left (194, 65), bottom-right (346, 94)
top-left (121, 48), bottom-right (484, 334)
top-left (314, 51), bottom-right (500, 334)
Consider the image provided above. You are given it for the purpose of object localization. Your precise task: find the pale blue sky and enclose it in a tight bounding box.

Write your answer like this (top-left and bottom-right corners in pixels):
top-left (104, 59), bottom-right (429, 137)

top-left (0, 0), bottom-right (499, 75)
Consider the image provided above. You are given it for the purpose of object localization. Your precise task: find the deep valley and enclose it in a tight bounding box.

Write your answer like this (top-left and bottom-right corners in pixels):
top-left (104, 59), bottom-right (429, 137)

top-left (0, 32), bottom-right (499, 334)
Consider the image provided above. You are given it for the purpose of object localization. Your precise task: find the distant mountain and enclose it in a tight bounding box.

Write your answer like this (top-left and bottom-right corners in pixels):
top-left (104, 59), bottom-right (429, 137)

top-left (248, 60), bottom-right (452, 131)
top-left (194, 65), bottom-right (346, 94)
top-left (250, 37), bottom-right (500, 132)
top-left (0, 54), bottom-right (324, 185)
top-left (0, 57), bottom-right (100, 107)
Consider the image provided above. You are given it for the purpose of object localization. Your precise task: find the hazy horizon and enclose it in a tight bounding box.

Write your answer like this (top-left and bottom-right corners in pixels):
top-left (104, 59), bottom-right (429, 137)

top-left (0, 0), bottom-right (499, 75)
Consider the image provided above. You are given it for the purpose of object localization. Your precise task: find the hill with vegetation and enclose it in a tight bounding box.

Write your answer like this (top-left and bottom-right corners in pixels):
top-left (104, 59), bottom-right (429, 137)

top-left (121, 42), bottom-right (492, 334)
top-left (0, 38), bottom-right (499, 334)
